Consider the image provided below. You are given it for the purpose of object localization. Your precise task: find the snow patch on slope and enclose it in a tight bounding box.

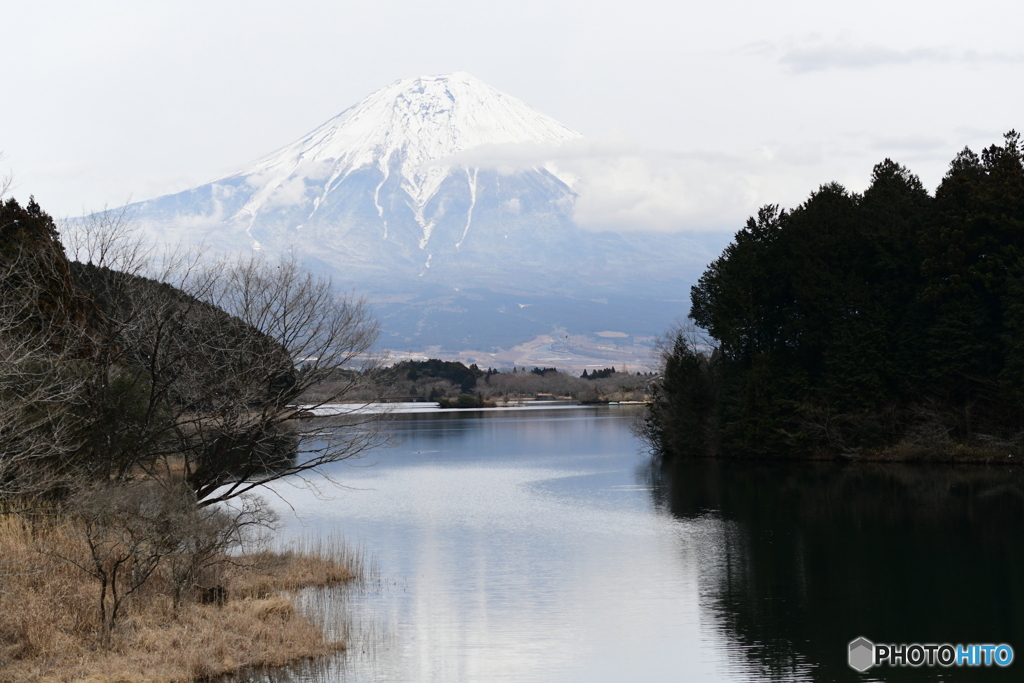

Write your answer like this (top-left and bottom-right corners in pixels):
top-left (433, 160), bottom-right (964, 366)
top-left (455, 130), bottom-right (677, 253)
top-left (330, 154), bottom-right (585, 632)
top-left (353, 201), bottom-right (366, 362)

top-left (457, 167), bottom-right (478, 249)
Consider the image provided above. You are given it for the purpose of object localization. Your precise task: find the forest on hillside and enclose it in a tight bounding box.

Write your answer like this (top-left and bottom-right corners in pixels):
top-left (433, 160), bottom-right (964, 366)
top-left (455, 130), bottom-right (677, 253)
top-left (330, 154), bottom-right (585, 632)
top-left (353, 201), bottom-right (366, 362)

top-left (645, 131), bottom-right (1024, 462)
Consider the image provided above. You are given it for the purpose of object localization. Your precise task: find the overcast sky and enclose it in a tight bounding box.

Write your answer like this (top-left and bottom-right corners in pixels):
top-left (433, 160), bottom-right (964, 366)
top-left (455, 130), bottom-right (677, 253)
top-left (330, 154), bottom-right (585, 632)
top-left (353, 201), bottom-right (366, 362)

top-left (3, 0), bottom-right (1023, 231)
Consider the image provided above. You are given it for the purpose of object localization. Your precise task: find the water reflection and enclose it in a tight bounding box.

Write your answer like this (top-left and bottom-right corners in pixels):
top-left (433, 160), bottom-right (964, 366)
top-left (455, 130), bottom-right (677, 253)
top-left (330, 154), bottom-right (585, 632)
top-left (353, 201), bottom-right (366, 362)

top-left (222, 410), bottom-right (1024, 683)
top-left (649, 459), bottom-right (1024, 681)
top-left (230, 407), bottom-right (744, 683)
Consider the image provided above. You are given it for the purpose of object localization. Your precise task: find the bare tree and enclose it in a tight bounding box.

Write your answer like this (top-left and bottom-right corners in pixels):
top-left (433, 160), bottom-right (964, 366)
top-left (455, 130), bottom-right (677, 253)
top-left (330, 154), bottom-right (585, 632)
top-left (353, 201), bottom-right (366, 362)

top-left (59, 208), bottom-right (390, 506)
top-left (0, 201), bottom-right (390, 507)
top-left (173, 254), bottom-right (388, 505)
top-left (0, 162), bottom-right (11, 201)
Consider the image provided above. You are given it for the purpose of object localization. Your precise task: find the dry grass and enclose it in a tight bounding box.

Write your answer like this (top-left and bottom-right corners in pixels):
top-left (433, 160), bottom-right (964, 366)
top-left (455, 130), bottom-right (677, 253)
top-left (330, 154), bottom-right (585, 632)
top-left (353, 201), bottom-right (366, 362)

top-left (0, 515), bottom-right (358, 683)
top-left (229, 538), bottom-right (360, 600)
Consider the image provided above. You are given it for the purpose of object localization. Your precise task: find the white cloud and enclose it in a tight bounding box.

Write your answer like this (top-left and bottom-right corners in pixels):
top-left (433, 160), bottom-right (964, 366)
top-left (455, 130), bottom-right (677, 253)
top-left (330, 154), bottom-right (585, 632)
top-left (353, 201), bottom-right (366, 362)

top-left (264, 176), bottom-right (309, 208)
top-left (210, 183), bottom-right (238, 200)
top-left (761, 38), bottom-right (1024, 73)
top-left (438, 132), bottom-right (831, 232)
top-left (569, 153), bottom-right (743, 232)
top-left (244, 171), bottom-right (274, 191)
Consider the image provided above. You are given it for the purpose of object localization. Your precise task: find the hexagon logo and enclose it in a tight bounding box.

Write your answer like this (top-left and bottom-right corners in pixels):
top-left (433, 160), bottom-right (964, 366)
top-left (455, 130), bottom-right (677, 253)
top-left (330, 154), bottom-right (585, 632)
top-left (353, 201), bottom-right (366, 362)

top-left (849, 637), bottom-right (875, 672)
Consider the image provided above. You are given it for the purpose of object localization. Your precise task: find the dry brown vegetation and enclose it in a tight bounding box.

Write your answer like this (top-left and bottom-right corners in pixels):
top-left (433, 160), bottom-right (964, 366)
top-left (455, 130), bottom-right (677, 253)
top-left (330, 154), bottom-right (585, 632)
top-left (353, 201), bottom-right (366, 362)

top-left (0, 514), bottom-right (358, 683)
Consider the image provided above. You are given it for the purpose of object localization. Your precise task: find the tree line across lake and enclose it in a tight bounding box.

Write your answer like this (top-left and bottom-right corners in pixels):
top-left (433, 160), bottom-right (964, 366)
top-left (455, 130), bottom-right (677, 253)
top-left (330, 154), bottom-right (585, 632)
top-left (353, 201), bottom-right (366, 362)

top-left (302, 358), bottom-right (654, 405)
top-left (645, 131), bottom-right (1024, 463)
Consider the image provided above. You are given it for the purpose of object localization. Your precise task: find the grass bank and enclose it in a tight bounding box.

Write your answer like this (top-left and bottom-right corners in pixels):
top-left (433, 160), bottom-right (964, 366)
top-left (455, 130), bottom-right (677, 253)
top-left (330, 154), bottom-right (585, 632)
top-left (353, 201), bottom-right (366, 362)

top-left (0, 514), bottom-right (358, 683)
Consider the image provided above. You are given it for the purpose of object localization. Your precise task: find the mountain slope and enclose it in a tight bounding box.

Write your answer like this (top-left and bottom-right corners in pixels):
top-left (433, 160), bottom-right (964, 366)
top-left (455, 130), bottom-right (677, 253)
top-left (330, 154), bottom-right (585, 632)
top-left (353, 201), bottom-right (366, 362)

top-left (125, 72), bottom-right (724, 360)
top-left (136, 72), bottom-right (580, 265)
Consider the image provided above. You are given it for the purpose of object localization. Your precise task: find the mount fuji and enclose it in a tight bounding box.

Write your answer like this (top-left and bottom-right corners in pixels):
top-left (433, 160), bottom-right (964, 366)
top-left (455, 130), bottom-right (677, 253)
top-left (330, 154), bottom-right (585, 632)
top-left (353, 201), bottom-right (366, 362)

top-left (126, 72), bottom-right (725, 364)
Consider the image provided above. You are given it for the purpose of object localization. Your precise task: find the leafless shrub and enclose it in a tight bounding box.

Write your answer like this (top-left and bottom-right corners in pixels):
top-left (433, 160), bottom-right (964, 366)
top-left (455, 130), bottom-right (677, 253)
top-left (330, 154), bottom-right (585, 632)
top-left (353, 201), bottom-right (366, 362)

top-left (56, 483), bottom-right (183, 646)
top-left (53, 480), bottom-right (279, 645)
top-left (158, 491), bottom-right (278, 608)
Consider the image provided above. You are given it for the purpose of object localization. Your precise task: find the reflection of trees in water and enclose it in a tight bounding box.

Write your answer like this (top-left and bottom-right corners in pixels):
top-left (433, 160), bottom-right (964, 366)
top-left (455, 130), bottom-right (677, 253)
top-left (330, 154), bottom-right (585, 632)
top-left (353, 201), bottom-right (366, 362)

top-left (394, 411), bottom-right (489, 437)
top-left (642, 459), bottom-right (1024, 681)
top-left (386, 408), bottom-right (628, 447)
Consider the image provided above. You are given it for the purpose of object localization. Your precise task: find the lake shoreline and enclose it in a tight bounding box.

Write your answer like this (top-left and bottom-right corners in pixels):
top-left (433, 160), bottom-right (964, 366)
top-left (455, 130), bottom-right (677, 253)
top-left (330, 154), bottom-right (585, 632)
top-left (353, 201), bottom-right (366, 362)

top-left (656, 443), bottom-right (1022, 466)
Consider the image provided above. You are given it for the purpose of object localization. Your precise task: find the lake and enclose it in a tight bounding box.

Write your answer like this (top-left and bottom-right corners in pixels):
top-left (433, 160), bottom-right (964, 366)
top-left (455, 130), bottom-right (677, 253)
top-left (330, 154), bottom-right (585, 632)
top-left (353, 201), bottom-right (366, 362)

top-left (250, 406), bottom-right (1023, 682)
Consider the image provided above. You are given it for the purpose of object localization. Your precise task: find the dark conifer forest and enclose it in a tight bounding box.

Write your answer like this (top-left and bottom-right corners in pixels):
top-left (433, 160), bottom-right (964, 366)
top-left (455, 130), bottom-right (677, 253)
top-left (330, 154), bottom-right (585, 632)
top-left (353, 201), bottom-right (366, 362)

top-left (646, 132), bottom-right (1024, 461)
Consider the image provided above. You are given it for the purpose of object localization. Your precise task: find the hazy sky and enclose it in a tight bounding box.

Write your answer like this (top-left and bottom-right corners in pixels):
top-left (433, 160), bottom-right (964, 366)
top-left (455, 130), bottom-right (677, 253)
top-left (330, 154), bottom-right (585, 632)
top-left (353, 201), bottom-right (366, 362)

top-left (4, 0), bottom-right (1023, 231)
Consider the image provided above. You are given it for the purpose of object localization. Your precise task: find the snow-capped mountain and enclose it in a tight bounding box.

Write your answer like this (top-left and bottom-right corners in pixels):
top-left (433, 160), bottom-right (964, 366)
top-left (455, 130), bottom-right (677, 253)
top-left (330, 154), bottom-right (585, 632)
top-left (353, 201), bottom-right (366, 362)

top-left (127, 73), bottom-right (725, 354)
top-left (135, 72), bottom-right (588, 277)
top-left (230, 71), bottom-right (579, 252)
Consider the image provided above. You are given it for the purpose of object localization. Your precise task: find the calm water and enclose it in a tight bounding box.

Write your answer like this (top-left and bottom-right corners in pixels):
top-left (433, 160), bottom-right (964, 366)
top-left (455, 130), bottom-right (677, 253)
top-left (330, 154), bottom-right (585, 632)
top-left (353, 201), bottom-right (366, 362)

top-left (251, 406), bottom-right (1023, 682)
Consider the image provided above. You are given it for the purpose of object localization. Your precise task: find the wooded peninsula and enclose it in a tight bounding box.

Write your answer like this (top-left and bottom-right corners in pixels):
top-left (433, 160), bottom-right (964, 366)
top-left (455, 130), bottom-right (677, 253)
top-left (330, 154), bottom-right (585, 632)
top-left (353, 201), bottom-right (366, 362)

top-left (644, 132), bottom-right (1024, 464)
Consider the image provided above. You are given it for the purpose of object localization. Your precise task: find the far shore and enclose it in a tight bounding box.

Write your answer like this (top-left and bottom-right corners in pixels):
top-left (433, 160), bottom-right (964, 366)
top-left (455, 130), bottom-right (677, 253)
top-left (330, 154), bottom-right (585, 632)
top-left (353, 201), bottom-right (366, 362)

top-left (297, 399), bottom-right (651, 416)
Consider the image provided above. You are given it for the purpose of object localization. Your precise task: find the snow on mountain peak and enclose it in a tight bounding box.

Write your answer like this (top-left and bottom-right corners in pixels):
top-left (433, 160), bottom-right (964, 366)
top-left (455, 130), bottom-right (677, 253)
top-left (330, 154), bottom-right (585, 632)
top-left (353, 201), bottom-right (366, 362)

top-left (229, 72), bottom-right (581, 228)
